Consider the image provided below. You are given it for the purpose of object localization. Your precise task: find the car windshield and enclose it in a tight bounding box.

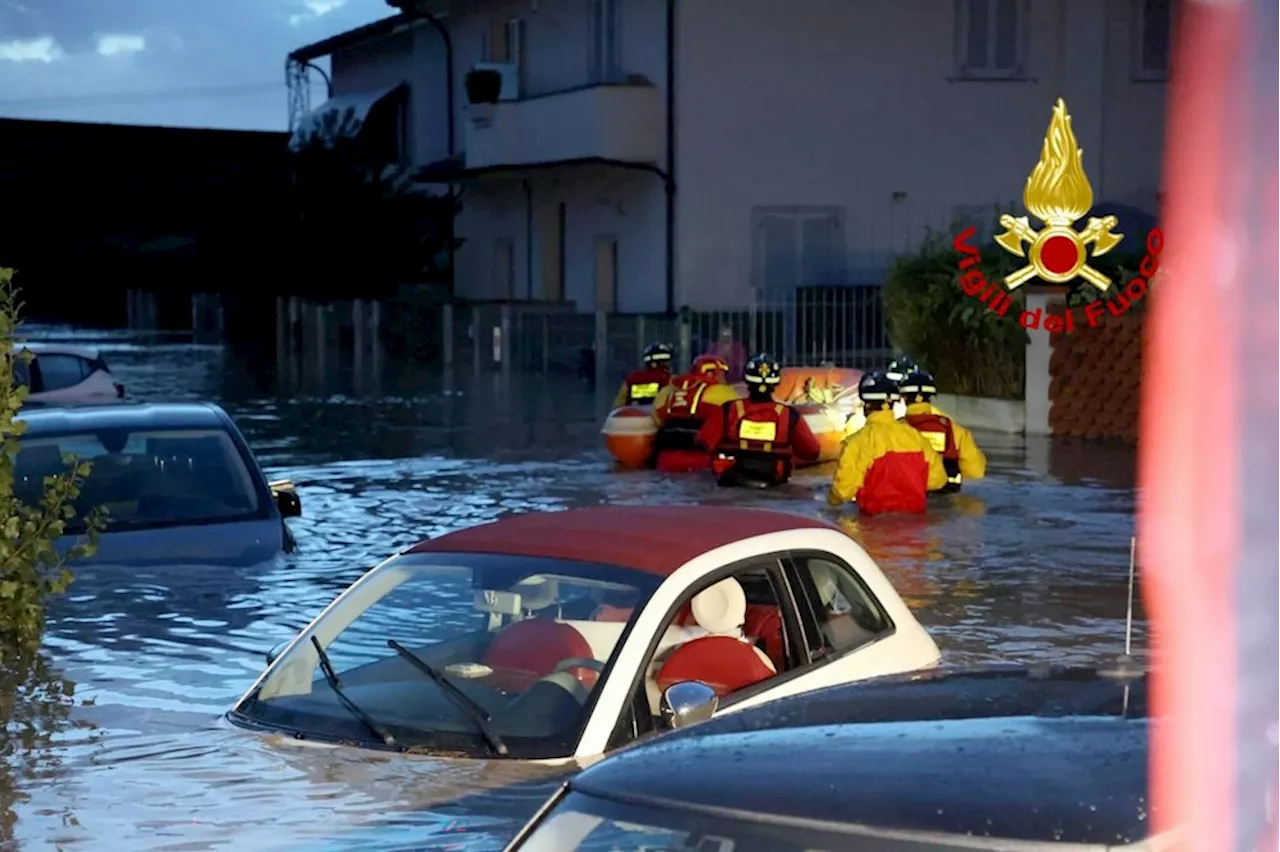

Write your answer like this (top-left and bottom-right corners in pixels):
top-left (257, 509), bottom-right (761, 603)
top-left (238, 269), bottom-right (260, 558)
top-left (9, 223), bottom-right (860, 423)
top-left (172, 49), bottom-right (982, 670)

top-left (13, 426), bottom-right (263, 532)
top-left (516, 792), bottom-right (1157, 852)
top-left (233, 552), bottom-right (662, 759)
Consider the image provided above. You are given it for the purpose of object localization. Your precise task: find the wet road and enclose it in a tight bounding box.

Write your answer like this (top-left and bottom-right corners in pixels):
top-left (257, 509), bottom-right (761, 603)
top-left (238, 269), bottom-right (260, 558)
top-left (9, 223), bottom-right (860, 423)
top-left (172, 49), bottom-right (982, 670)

top-left (5, 328), bottom-right (1143, 850)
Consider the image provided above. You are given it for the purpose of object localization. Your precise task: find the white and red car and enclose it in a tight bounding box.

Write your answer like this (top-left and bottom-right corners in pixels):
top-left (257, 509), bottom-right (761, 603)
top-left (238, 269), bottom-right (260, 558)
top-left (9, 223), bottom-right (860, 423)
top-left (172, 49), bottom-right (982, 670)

top-left (13, 342), bottom-right (126, 406)
top-left (229, 506), bottom-right (940, 763)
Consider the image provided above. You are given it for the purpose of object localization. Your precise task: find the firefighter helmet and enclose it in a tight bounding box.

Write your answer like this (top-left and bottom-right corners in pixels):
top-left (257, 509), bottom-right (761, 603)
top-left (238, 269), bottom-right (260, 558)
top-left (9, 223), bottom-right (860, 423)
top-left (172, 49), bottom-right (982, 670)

top-left (642, 342), bottom-right (674, 367)
top-left (898, 370), bottom-right (938, 400)
top-left (858, 370), bottom-right (900, 403)
top-left (744, 353), bottom-right (783, 386)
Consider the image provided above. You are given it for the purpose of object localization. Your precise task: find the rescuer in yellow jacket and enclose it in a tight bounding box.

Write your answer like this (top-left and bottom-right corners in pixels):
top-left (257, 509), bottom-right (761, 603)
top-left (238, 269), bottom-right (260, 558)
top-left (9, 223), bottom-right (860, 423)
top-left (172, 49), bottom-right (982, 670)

top-left (827, 371), bottom-right (946, 514)
top-left (898, 369), bottom-right (987, 493)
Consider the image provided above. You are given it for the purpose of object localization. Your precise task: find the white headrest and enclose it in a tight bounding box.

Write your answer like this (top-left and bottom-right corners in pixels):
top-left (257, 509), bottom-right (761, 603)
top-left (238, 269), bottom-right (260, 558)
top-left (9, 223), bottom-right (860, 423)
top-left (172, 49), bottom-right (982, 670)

top-left (691, 577), bottom-right (747, 635)
top-left (513, 576), bottom-right (558, 611)
top-left (811, 562), bottom-right (838, 606)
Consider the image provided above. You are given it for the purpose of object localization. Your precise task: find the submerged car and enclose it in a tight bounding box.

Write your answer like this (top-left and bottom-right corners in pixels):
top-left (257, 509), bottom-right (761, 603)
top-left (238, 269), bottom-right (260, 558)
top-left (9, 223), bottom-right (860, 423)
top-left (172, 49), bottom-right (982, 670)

top-left (229, 506), bottom-right (941, 762)
top-left (506, 664), bottom-right (1164, 851)
top-left (12, 342), bottom-right (126, 406)
top-left (14, 402), bottom-right (301, 563)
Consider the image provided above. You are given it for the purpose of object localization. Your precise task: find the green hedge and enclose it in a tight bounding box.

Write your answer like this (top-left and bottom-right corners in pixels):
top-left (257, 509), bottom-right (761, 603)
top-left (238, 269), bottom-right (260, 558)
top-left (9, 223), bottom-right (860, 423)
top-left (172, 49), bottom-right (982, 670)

top-left (881, 223), bottom-right (1147, 400)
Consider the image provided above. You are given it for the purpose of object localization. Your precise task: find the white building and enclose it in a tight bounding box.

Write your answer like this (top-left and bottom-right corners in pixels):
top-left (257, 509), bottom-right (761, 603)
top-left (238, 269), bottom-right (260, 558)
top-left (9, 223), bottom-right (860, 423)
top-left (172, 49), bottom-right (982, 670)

top-left (288, 0), bottom-right (1173, 315)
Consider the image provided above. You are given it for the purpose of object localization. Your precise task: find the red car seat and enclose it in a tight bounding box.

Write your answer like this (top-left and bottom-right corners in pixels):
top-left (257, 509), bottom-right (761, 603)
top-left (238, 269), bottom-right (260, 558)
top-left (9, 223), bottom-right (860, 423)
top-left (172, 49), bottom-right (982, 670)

top-left (743, 604), bottom-right (786, 670)
top-left (481, 619), bottom-right (596, 693)
top-left (656, 577), bottom-right (777, 698)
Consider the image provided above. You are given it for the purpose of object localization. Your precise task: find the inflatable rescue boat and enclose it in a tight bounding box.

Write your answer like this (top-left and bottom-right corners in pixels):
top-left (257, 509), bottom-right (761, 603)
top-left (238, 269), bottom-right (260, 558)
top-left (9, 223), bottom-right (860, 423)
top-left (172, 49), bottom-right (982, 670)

top-left (602, 366), bottom-right (866, 469)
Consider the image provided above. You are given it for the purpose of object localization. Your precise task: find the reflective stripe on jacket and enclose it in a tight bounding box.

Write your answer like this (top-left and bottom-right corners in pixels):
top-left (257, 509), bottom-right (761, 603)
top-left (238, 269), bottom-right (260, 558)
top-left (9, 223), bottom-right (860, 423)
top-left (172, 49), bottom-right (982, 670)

top-left (613, 367), bottom-right (670, 407)
top-left (827, 409), bottom-right (947, 514)
top-left (905, 408), bottom-right (961, 489)
top-left (905, 402), bottom-right (987, 485)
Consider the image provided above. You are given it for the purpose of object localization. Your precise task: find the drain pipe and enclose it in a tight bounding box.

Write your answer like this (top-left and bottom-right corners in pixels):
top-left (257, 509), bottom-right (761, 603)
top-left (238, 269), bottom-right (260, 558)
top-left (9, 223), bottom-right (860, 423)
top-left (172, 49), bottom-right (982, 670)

top-left (664, 0), bottom-right (677, 316)
top-left (387, 1), bottom-right (455, 156)
top-left (387, 0), bottom-right (458, 297)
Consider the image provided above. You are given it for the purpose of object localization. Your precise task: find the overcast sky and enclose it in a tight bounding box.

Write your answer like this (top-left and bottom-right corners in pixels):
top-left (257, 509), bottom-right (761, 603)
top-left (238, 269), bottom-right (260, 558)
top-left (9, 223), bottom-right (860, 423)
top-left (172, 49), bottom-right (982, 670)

top-left (0, 0), bottom-right (391, 131)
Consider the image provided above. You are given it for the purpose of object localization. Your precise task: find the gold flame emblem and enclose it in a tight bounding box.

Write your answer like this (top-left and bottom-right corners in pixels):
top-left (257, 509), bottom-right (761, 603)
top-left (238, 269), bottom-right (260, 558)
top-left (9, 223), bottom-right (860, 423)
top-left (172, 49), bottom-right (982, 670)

top-left (995, 98), bottom-right (1123, 290)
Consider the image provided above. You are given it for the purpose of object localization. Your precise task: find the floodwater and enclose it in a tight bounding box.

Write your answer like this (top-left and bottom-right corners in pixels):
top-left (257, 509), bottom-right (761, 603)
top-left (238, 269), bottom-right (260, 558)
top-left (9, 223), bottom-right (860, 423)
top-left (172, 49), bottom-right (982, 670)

top-left (4, 328), bottom-right (1143, 850)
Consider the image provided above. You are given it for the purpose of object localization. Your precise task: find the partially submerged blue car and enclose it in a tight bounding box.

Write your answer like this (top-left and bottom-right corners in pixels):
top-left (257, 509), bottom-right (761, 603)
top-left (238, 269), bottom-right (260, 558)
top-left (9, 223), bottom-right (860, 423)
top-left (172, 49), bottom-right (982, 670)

top-left (14, 402), bottom-right (301, 564)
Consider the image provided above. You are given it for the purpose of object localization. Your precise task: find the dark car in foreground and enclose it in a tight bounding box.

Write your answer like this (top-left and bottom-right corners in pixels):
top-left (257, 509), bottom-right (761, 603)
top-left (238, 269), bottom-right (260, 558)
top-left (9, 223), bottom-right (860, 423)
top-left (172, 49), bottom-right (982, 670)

top-left (505, 665), bottom-right (1166, 851)
top-left (15, 402), bottom-right (301, 563)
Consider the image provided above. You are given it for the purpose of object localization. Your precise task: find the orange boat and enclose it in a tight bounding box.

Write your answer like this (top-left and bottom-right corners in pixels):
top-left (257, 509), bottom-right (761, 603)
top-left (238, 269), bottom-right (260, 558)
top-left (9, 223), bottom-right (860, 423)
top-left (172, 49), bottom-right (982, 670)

top-left (776, 367), bottom-right (864, 464)
top-left (601, 406), bottom-right (658, 469)
top-left (603, 366), bottom-right (865, 469)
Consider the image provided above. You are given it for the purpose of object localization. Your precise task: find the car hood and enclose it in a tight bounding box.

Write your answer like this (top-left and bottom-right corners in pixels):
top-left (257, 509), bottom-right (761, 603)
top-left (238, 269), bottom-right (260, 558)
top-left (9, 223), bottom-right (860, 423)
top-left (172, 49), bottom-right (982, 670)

top-left (576, 713), bottom-right (1150, 845)
top-left (572, 667), bottom-right (1152, 846)
top-left (65, 518), bottom-right (286, 567)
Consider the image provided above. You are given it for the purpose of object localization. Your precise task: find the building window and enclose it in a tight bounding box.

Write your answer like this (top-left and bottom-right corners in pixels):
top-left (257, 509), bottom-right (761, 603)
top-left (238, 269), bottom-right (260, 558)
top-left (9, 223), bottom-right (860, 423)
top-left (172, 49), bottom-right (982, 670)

top-left (482, 19), bottom-right (524, 65)
top-left (751, 207), bottom-right (847, 293)
top-left (1132, 0), bottom-right (1172, 81)
top-left (589, 0), bottom-right (621, 83)
top-left (954, 0), bottom-right (1028, 80)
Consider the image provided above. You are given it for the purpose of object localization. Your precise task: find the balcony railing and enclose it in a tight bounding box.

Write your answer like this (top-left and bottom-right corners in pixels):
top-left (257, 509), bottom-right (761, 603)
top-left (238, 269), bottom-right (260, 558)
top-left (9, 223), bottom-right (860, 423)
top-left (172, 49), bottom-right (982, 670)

top-left (464, 83), bottom-right (662, 171)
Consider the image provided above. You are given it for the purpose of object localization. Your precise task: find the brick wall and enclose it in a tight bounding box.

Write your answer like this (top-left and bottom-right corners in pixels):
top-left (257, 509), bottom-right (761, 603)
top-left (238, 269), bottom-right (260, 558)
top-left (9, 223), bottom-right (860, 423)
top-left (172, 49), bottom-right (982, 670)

top-left (1047, 312), bottom-right (1144, 443)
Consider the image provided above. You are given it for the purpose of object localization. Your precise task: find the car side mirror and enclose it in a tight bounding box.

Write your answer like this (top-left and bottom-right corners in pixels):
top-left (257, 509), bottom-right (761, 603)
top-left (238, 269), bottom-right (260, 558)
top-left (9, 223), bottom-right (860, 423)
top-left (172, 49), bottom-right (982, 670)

top-left (269, 479), bottom-right (302, 518)
top-left (265, 640), bottom-right (290, 666)
top-left (660, 681), bottom-right (718, 730)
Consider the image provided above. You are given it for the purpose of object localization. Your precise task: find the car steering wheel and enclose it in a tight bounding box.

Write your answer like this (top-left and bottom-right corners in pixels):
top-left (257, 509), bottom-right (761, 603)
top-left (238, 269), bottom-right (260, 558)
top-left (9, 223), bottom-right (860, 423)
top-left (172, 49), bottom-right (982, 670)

top-left (553, 657), bottom-right (605, 674)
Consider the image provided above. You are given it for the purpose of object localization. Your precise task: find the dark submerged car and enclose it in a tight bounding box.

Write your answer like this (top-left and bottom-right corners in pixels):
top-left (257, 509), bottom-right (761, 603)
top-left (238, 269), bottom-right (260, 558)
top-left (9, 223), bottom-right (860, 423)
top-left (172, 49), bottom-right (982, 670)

top-left (15, 402), bottom-right (301, 563)
top-left (506, 665), bottom-right (1167, 851)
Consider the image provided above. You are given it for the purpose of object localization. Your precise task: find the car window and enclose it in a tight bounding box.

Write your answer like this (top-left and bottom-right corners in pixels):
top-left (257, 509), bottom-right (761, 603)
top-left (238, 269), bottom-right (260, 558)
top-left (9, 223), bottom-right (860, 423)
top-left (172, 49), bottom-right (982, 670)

top-left (636, 558), bottom-right (793, 727)
top-left (516, 792), bottom-right (861, 852)
top-left (12, 427), bottom-right (262, 531)
top-left (237, 552), bottom-right (662, 759)
top-left (792, 554), bottom-right (891, 656)
top-left (32, 353), bottom-right (88, 391)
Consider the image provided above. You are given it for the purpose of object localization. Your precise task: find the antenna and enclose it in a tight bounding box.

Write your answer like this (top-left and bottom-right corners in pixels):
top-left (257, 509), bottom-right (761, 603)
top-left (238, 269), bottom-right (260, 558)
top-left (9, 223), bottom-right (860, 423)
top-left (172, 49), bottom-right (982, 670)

top-left (1124, 535), bottom-right (1136, 657)
top-left (1100, 534), bottom-right (1144, 698)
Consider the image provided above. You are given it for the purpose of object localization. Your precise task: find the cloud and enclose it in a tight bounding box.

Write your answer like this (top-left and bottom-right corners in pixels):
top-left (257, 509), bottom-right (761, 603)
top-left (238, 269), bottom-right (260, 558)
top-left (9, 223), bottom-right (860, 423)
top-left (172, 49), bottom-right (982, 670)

top-left (0, 0), bottom-right (390, 130)
top-left (290, 0), bottom-right (347, 27)
top-left (96, 33), bottom-right (146, 56)
top-left (0, 35), bottom-right (63, 63)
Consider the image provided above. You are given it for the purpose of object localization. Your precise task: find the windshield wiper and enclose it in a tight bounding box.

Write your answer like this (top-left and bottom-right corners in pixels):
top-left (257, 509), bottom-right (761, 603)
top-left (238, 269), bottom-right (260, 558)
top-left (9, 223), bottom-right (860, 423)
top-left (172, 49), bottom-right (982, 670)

top-left (387, 639), bottom-right (508, 756)
top-left (310, 636), bottom-right (397, 747)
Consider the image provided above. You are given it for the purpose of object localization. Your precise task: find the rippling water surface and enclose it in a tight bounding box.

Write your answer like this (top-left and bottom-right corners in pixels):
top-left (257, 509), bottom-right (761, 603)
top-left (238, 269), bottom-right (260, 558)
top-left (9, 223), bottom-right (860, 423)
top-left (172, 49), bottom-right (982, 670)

top-left (4, 327), bottom-right (1143, 850)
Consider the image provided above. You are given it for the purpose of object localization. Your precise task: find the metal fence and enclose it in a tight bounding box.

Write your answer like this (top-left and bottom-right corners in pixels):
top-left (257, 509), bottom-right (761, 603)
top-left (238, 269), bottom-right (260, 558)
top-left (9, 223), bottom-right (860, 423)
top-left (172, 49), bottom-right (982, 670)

top-left (276, 286), bottom-right (891, 386)
top-left (443, 287), bottom-right (889, 379)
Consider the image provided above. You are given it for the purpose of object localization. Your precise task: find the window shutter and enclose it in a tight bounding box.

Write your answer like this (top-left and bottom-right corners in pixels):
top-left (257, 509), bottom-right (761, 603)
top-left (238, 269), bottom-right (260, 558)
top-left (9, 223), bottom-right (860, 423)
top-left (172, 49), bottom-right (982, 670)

top-left (992, 0), bottom-right (1019, 70)
top-left (963, 0), bottom-right (990, 70)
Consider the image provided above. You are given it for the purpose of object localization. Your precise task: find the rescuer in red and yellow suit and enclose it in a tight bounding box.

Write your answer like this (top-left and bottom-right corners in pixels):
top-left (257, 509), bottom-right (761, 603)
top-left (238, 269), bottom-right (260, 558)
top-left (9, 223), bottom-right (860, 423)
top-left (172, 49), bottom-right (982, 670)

top-left (827, 371), bottom-right (946, 515)
top-left (650, 354), bottom-right (738, 472)
top-left (613, 342), bottom-right (674, 407)
top-left (697, 353), bottom-right (822, 487)
top-left (898, 369), bottom-right (987, 493)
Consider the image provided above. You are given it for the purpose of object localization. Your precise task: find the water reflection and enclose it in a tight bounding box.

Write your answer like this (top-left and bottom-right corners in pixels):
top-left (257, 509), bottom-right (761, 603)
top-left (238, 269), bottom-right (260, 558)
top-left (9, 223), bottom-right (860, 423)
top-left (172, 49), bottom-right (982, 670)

top-left (6, 327), bottom-right (1142, 848)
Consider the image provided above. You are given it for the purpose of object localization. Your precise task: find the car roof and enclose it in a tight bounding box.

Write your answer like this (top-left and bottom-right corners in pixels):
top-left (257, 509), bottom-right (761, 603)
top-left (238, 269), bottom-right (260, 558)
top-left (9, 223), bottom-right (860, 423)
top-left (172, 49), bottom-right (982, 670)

top-left (18, 401), bottom-right (229, 434)
top-left (570, 665), bottom-right (1151, 846)
top-left (14, 341), bottom-right (101, 359)
top-left (407, 506), bottom-right (839, 576)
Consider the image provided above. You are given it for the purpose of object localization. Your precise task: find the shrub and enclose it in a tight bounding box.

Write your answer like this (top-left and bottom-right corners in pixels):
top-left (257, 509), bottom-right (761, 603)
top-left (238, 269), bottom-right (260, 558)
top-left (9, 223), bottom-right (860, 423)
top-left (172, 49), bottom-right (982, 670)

top-left (881, 229), bottom-right (1028, 400)
top-left (0, 269), bottom-right (104, 662)
top-left (882, 218), bottom-right (1151, 400)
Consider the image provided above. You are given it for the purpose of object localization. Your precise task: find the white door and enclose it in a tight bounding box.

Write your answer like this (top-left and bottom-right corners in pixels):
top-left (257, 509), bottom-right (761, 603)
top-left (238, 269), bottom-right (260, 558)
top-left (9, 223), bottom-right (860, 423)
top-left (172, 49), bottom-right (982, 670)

top-left (594, 237), bottom-right (618, 312)
top-left (491, 238), bottom-right (515, 300)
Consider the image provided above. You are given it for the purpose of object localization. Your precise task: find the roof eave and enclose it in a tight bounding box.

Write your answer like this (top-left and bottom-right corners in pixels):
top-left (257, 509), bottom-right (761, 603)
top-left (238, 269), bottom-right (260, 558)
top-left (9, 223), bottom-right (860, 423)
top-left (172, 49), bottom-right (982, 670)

top-left (288, 12), bottom-right (416, 63)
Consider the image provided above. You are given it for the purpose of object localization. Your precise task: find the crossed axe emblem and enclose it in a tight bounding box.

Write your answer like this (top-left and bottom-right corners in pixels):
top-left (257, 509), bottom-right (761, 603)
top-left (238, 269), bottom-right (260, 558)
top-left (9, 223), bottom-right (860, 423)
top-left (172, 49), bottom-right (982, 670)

top-left (995, 213), bottom-right (1123, 290)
